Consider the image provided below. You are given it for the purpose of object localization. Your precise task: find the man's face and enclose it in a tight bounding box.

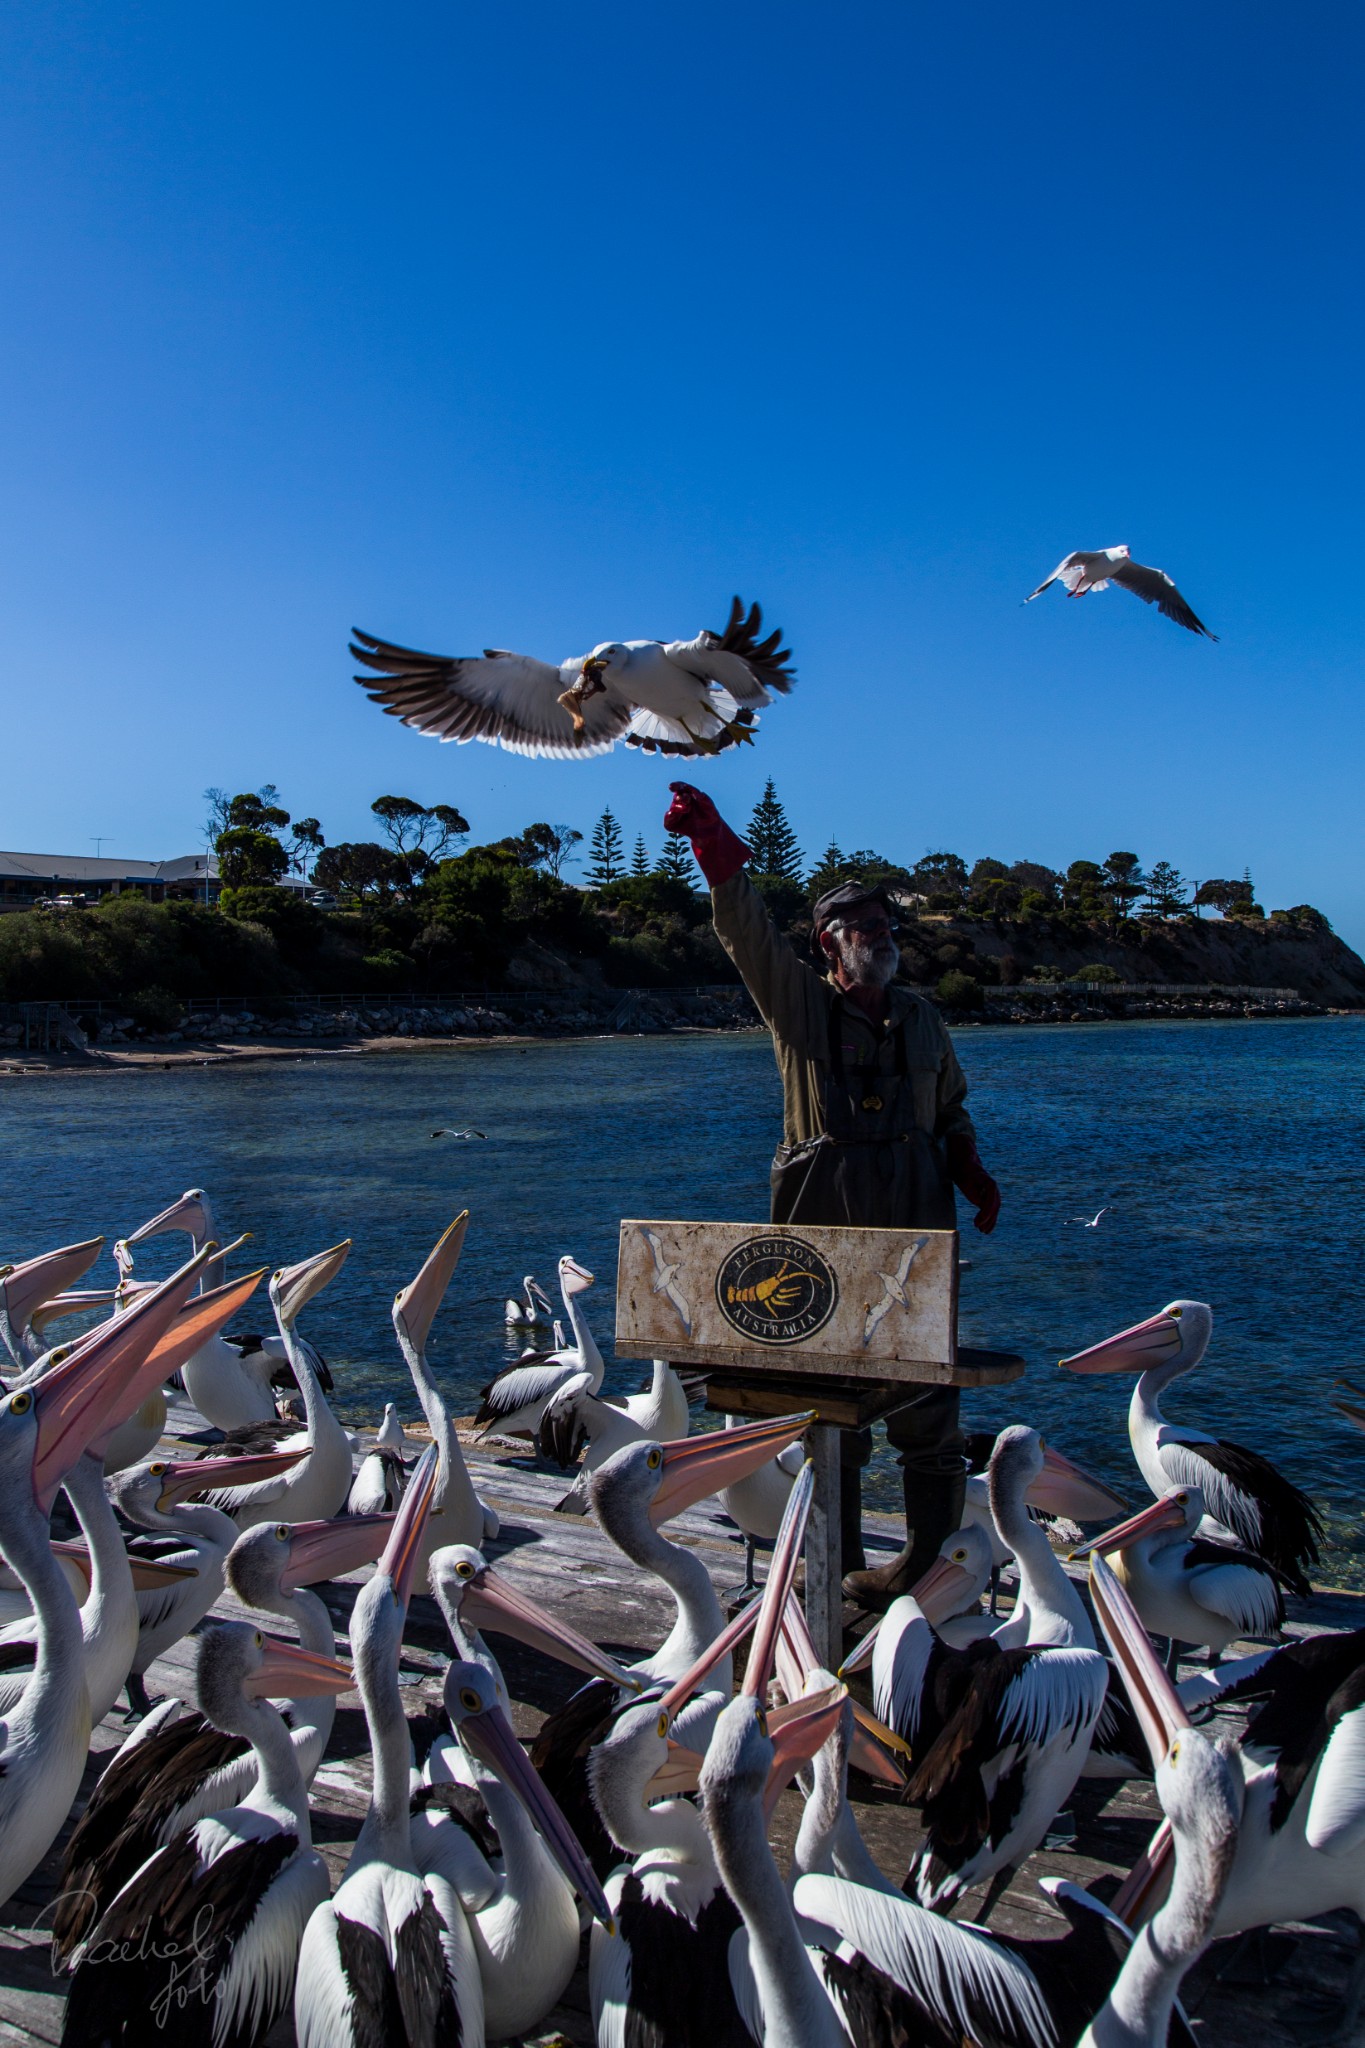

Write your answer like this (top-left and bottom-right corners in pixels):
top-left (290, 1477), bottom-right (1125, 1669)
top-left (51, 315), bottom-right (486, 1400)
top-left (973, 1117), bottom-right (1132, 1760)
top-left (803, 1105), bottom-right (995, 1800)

top-left (825, 911), bottom-right (899, 988)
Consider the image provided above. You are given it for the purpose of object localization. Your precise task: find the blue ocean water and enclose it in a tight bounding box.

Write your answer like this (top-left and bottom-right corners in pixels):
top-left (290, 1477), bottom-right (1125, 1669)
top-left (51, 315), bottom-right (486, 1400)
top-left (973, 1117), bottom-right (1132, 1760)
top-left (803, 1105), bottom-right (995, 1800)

top-left (4, 1016), bottom-right (1364, 1577)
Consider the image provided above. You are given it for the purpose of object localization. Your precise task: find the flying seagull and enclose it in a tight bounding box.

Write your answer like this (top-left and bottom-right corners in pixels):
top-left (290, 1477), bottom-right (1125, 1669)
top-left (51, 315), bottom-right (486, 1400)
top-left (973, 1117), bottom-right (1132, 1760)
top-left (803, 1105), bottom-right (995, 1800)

top-left (350, 597), bottom-right (794, 761)
top-left (1065, 1206), bottom-right (1112, 1229)
top-left (1024, 546), bottom-right (1216, 639)
top-left (431, 1127), bottom-right (487, 1140)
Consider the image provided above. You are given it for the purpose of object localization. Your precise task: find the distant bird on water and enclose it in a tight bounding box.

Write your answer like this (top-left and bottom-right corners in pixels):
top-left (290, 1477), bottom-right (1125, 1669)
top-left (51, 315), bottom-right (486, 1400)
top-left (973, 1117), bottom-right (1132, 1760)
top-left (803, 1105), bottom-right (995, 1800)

top-left (1066, 1206), bottom-right (1112, 1230)
top-left (350, 596), bottom-right (794, 760)
top-left (431, 1127), bottom-right (487, 1140)
top-left (1024, 546), bottom-right (1217, 638)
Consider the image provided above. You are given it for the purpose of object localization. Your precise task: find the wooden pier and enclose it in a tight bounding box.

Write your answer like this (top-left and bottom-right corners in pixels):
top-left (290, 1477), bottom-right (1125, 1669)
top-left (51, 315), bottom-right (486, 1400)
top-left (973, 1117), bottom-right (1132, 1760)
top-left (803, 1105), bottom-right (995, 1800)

top-left (2, 1407), bottom-right (1362, 2046)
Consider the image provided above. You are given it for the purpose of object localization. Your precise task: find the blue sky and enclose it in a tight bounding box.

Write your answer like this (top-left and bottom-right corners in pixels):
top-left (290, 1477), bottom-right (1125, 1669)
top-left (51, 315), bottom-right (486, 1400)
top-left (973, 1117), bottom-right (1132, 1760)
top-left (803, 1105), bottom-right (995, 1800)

top-left (3, 6), bottom-right (1362, 940)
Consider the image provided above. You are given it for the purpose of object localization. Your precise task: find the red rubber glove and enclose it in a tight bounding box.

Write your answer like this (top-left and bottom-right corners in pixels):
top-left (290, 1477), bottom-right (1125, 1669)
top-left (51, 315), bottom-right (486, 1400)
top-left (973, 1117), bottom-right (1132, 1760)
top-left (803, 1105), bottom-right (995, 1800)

top-left (946, 1133), bottom-right (1001, 1235)
top-left (664, 782), bottom-right (750, 888)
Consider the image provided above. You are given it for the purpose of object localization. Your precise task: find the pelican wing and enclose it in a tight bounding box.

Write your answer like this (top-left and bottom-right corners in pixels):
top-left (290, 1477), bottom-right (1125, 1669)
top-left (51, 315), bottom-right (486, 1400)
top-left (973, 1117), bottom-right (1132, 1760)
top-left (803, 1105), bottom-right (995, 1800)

top-left (871, 1608), bottom-right (938, 1746)
top-left (474, 1357), bottom-right (576, 1430)
top-left (1109, 557), bottom-right (1217, 638)
top-left (1157, 1434), bottom-right (1322, 1593)
top-left (664, 596), bottom-right (796, 702)
top-left (351, 628), bottom-right (634, 759)
top-left (1305, 1693), bottom-right (1365, 1856)
top-left (1183, 1542), bottom-right (1285, 1636)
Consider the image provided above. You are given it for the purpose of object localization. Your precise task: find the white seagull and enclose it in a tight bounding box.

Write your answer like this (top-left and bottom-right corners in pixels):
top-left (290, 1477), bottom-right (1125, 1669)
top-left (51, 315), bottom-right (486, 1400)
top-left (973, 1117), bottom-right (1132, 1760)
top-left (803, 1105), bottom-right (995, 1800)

top-left (351, 595), bottom-right (795, 760)
top-left (1025, 547), bottom-right (1217, 638)
top-left (862, 1237), bottom-right (927, 1346)
top-left (1066, 1207), bottom-right (1112, 1230)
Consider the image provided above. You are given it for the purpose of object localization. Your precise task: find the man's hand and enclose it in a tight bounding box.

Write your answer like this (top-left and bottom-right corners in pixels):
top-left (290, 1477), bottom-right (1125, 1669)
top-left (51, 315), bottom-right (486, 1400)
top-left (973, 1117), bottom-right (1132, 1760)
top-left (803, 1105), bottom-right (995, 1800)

top-left (664, 781), bottom-right (749, 888)
top-left (945, 1133), bottom-right (1001, 1235)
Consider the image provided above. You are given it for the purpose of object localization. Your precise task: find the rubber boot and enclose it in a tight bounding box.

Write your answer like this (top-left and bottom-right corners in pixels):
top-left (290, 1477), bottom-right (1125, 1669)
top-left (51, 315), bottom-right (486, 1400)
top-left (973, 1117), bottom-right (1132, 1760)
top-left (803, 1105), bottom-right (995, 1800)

top-left (840, 1463), bottom-right (867, 1577)
top-left (841, 1463), bottom-right (967, 1613)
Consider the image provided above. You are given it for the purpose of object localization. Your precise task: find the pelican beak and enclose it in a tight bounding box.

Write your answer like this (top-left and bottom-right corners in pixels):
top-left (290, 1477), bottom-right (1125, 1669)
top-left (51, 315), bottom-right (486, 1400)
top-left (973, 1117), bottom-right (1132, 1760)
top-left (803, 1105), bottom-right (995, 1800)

top-left (1070, 1493), bottom-right (1190, 1561)
top-left (80, 1268), bottom-right (268, 1463)
top-left (559, 1258), bottom-right (594, 1295)
top-left (2, 1238), bottom-right (105, 1335)
top-left (742, 1462), bottom-right (815, 1700)
top-left (127, 1190), bottom-right (209, 1246)
top-left (659, 1591), bottom-right (764, 1717)
top-left (277, 1512), bottom-right (398, 1592)
top-left (270, 1241), bottom-right (350, 1328)
top-left (529, 1280), bottom-right (554, 1316)
top-left (28, 1247), bottom-right (215, 1511)
top-left (1089, 1551), bottom-right (1191, 1770)
top-left (456, 1695), bottom-right (616, 1931)
top-left (762, 1683), bottom-right (849, 1817)
top-left (1333, 1398), bottom-right (1365, 1437)
top-left (157, 1447), bottom-right (309, 1508)
top-left (1060, 1309), bottom-right (1185, 1375)
top-left (644, 1737), bottom-right (705, 1800)
top-left (242, 1633), bottom-right (354, 1699)
top-left (643, 1413), bottom-right (814, 1527)
top-left (457, 1561), bottom-right (641, 1690)
top-left (393, 1214), bottom-right (470, 1353)
top-left (28, 1288), bottom-right (121, 1336)
top-left (1028, 1444), bottom-right (1130, 1520)
top-left (130, 1556), bottom-right (200, 1588)
top-left (849, 1702), bottom-right (911, 1778)
top-left (377, 1443), bottom-right (440, 1611)
top-left (1111, 1817), bottom-right (1175, 1928)
top-left (837, 1620), bottom-right (881, 1677)
top-left (908, 1546), bottom-right (986, 1626)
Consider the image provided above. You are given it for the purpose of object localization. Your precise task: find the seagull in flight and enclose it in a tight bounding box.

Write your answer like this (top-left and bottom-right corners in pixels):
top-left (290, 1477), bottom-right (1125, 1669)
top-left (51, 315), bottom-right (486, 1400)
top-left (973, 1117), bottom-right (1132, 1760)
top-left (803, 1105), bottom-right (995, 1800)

top-left (1065, 1206), bottom-right (1112, 1229)
top-left (1024, 546), bottom-right (1216, 639)
top-left (638, 1226), bottom-right (692, 1336)
top-left (431, 1127), bottom-right (487, 1140)
top-left (862, 1237), bottom-right (927, 1346)
top-left (350, 597), bottom-right (794, 761)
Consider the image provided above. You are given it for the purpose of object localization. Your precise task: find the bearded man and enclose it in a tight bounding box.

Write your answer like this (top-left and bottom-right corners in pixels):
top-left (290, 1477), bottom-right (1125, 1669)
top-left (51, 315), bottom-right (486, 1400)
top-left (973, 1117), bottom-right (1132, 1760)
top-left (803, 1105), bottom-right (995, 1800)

top-left (663, 782), bottom-right (1001, 1611)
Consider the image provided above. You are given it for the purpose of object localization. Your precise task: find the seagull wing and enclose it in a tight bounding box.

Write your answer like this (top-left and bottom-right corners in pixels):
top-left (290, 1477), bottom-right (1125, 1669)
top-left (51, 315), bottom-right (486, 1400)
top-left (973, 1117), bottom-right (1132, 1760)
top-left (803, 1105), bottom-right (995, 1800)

top-left (1109, 558), bottom-right (1217, 639)
top-left (1023, 552), bottom-right (1086, 603)
top-left (664, 596), bottom-right (796, 703)
top-left (351, 629), bottom-right (635, 759)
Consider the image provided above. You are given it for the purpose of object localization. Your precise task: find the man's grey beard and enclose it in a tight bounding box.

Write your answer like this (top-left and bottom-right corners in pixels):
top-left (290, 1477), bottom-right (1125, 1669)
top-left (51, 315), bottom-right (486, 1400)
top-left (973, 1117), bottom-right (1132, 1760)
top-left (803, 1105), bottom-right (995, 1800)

top-left (835, 930), bottom-right (899, 988)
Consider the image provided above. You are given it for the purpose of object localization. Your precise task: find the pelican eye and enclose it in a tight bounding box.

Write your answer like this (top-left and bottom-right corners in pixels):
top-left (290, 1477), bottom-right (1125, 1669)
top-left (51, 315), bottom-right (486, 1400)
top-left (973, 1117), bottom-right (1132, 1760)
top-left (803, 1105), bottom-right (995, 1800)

top-left (458, 1686), bottom-right (482, 1712)
top-left (646, 1447), bottom-right (663, 1471)
top-left (456, 1558), bottom-right (476, 1580)
top-left (254, 1630), bottom-right (264, 1646)
top-left (276, 1524), bottom-right (290, 1540)
top-left (8, 1390), bottom-right (32, 1416)
top-left (1169, 1307), bottom-right (1183, 1320)
top-left (48, 1347), bottom-right (69, 1366)
top-left (656, 1711), bottom-right (669, 1738)
top-left (952, 1548), bottom-right (968, 1563)
top-left (1169, 1738), bottom-right (1181, 1765)
top-left (1175, 1491), bottom-right (1189, 1505)
top-left (149, 1461), bottom-right (167, 1476)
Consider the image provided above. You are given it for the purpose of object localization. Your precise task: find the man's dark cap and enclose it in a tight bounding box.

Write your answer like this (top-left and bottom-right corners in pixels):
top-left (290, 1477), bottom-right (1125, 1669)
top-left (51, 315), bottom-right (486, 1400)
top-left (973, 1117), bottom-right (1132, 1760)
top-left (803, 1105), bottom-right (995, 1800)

top-left (810, 879), bottom-right (896, 936)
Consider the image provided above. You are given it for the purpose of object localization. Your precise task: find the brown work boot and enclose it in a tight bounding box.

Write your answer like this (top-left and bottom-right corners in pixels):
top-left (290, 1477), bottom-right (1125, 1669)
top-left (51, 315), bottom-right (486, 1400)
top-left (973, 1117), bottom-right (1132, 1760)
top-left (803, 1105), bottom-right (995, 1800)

top-left (841, 1467), bottom-right (966, 1613)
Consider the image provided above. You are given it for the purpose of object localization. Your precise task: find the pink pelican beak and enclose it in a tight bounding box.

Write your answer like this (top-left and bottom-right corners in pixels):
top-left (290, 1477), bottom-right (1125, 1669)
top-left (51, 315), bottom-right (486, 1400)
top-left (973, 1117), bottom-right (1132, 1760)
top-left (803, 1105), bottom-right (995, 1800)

top-left (1060, 1307), bottom-right (1187, 1376)
top-left (741, 1460), bottom-right (815, 1700)
top-left (658, 1591), bottom-right (765, 1717)
top-left (28, 1288), bottom-right (122, 1336)
top-left (377, 1443), bottom-right (441, 1611)
top-left (1111, 1817), bottom-right (1175, 1928)
top-left (451, 1680), bottom-right (616, 1931)
top-left (762, 1682), bottom-right (852, 1818)
top-left (453, 1557), bottom-right (642, 1690)
top-left (643, 1412), bottom-right (814, 1526)
top-left (1088, 1550), bottom-right (1192, 1771)
top-left (393, 1213), bottom-right (470, 1351)
top-left (81, 1266), bottom-right (268, 1462)
top-left (270, 1241), bottom-right (351, 1329)
top-left (558, 1257), bottom-right (594, 1297)
top-left (1027, 1443), bottom-right (1130, 1521)
top-left (241, 1632), bottom-right (354, 1700)
top-left (127, 1190), bottom-right (211, 1246)
top-left (839, 1540), bottom-right (986, 1679)
top-left (275, 1512), bottom-right (402, 1593)
top-left (781, 1593), bottom-right (907, 1782)
top-left (2, 1238), bottom-right (105, 1336)
top-left (1070, 1492), bottom-right (1192, 1561)
top-left (153, 1446), bottom-right (310, 1508)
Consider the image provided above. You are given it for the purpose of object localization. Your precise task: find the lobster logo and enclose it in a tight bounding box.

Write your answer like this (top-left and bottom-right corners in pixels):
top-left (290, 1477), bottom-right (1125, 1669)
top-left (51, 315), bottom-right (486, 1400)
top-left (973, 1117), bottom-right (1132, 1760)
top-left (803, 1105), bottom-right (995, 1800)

top-left (715, 1234), bottom-right (838, 1346)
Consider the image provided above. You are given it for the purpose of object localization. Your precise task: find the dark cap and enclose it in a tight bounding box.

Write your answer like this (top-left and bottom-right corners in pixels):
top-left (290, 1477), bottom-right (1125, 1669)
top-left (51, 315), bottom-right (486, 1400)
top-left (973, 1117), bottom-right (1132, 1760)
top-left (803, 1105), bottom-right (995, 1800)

top-left (810, 879), bottom-right (896, 935)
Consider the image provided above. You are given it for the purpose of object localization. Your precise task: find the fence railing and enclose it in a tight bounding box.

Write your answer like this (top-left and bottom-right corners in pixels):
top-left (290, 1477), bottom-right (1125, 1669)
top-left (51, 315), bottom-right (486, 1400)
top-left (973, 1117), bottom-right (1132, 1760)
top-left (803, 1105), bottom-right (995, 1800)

top-left (1011, 981), bottom-right (1299, 999)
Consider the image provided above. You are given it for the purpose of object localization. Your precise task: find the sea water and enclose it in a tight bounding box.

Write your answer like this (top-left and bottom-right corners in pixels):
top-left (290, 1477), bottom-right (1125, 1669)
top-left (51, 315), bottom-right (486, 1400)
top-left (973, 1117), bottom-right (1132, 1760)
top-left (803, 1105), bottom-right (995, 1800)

top-left (4, 1016), bottom-right (1364, 1579)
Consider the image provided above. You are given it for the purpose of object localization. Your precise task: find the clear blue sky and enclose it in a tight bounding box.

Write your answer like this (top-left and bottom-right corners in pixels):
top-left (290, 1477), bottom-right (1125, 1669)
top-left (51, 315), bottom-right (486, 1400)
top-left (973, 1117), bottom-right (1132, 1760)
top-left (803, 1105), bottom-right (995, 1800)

top-left (3, 6), bottom-right (1362, 940)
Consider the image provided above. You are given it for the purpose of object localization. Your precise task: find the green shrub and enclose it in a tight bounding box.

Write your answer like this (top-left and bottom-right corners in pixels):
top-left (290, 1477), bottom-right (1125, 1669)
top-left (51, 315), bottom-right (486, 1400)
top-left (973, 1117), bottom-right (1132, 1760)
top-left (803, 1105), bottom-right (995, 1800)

top-left (128, 985), bottom-right (184, 1031)
top-left (936, 970), bottom-right (983, 1009)
top-left (1075, 962), bottom-right (1123, 983)
top-left (362, 949), bottom-right (410, 990)
top-left (1225, 900), bottom-right (1265, 920)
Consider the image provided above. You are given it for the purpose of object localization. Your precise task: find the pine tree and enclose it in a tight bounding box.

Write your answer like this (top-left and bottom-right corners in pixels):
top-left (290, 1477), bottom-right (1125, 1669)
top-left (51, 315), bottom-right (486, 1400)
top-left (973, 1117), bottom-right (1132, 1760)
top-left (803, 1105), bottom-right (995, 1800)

top-left (806, 839), bottom-right (849, 897)
top-left (656, 834), bottom-right (698, 884)
top-left (747, 779), bottom-right (803, 879)
top-left (585, 808), bottom-right (624, 887)
top-left (630, 833), bottom-right (650, 878)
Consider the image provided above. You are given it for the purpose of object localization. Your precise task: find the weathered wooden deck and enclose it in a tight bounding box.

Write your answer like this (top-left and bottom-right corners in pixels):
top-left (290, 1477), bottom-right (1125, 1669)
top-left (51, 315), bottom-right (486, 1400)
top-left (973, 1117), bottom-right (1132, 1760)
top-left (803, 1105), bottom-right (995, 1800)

top-left (3, 1402), bottom-right (1363, 2046)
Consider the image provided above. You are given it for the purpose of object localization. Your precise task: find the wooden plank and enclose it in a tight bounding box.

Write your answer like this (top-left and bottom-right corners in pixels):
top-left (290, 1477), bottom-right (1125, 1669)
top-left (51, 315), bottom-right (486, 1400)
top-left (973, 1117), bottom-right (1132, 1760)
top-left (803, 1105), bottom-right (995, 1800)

top-left (617, 1218), bottom-right (963, 1380)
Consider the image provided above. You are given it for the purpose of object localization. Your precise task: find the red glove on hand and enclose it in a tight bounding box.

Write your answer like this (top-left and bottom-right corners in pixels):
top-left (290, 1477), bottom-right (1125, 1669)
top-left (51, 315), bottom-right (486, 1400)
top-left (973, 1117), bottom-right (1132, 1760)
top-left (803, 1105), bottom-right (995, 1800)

top-left (664, 781), bottom-right (750, 888)
top-left (945, 1133), bottom-right (1001, 1235)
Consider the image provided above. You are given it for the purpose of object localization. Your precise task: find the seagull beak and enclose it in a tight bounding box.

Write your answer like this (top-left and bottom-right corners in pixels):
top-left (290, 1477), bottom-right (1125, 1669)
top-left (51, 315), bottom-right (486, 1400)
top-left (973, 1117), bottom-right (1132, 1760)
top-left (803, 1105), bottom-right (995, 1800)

top-left (1089, 1550), bottom-right (1191, 1770)
top-left (458, 1561), bottom-right (642, 1690)
top-left (1028, 1444), bottom-right (1130, 1520)
top-left (156, 1446), bottom-right (309, 1508)
top-left (127, 1191), bottom-right (208, 1247)
top-left (2, 1238), bottom-right (105, 1336)
top-left (1070, 1493), bottom-right (1190, 1561)
top-left (270, 1241), bottom-right (351, 1328)
top-left (377, 1443), bottom-right (441, 1611)
top-left (641, 1413), bottom-right (814, 1527)
top-left (457, 1696), bottom-right (616, 1931)
top-left (393, 1214), bottom-right (470, 1354)
top-left (277, 1512), bottom-right (399, 1592)
top-left (242, 1634), bottom-right (354, 1700)
top-left (1060, 1309), bottom-right (1185, 1375)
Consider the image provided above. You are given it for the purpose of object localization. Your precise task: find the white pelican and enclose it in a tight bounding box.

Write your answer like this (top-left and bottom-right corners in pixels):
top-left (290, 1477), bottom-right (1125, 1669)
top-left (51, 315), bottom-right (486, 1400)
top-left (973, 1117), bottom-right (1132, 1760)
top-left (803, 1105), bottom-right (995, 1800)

top-left (904, 1427), bottom-right (1109, 1915)
top-left (0, 1235), bottom-right (104, 1368)
top-left (1071, 1484), bottom-right (1288, 1661)
top-left (53, 1505), bottom-right (394, 1966)
top-left (504, 1274), bottom-right (553, 1327)
top-left (961, 1427), bottom-right (1131, 1585)
top-left (351, 594), bottom-right (793, 760)
top-left (391, 1212), bottom-right (500, 1561)
top-left (60, 1621), bottom-right (353, 2044)
top-left (125, 1187), bottom-right (275, 1425)
top-left (538, 1357), bottom-right (691, 1511)
top-left (1062, 1300), bottom-right (1324, 1594)
top-left (1078, 1553), bottom-right (1242, 2048)
top-left (475, 1254), bottom-right (603, 1437)
top-left (1024, 546), bottom-right (1217, 639)
top-left (348, 1402), bottom-right (409, 1514)
top-left (839, 1523), bottom-right (1000, 1757)
top-left (0, 1256), bottom-right (211, 1907)
top-left (718, 1419), bottom-right (808, 1595)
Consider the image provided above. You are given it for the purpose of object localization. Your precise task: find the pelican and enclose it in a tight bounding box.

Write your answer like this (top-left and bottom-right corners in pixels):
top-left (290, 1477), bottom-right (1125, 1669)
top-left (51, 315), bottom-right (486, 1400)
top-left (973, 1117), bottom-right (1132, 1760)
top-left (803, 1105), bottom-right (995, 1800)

top-left (391, 1212), bottom-right (500, 1562)
top-left (0, 1236), bottom-right (104, 1368)
top-left (474, 1254), bottom-right (603, 1436)
top-left (538, 1358), bottom-right (691, 1512)
top-left (838, 1523), bottom-right (1000, 1757)
top-left (348, 1402), bottom-right (410, 1514)
top-left (904, 1427), bottom-right (1109, 1914)
top-left (504, 1274), bottom-right (553, 1327)
top-left (53, 1505), bottom-right (395, 1966)
top-left (1061, 1300), bottom-right (1324, 1593)
top-left (1071, 1484), bottom-right (1288, 1661)
top-left (1078, 1553), bottom-right (1242, 2047)
top-left (0, 1256), bottom-right (211, 1907)
top-left (60, 1622), bottom-right (354, 2045)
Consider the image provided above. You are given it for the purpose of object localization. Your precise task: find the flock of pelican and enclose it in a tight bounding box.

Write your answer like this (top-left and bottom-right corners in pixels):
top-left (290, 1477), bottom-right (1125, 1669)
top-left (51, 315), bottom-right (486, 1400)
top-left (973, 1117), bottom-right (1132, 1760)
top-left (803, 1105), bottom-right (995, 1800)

top-left (0, 1194), bottom-right (1361, 2047)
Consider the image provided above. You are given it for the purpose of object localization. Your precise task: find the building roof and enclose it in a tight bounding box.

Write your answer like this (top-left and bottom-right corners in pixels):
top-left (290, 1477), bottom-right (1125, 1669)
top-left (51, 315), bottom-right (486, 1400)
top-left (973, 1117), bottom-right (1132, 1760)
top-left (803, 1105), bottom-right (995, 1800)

top-left (0, 850), bottom-right (217, 883)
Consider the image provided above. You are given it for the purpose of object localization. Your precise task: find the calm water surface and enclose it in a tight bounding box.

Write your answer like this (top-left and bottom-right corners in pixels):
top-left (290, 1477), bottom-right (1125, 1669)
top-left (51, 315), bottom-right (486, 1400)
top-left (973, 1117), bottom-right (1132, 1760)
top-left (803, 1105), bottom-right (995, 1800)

top-left (5, 1017), bottom-right (1364, 1577)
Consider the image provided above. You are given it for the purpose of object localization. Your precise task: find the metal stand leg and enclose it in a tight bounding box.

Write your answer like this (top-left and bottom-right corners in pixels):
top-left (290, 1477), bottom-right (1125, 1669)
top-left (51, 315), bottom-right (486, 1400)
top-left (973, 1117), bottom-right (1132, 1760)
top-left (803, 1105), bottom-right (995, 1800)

top-left (806, 1423), bottom-right (843, 1673)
